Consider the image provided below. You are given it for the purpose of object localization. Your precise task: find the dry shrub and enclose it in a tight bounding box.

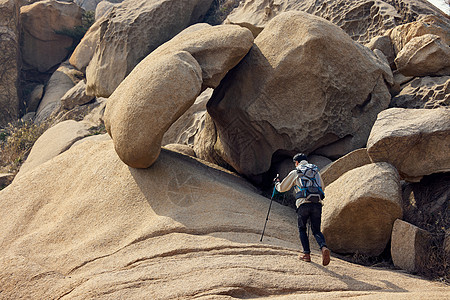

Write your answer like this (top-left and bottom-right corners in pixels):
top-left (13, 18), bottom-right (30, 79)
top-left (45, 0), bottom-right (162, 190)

top-left (401, 173), bottom-right (450, 283)
top-left (0, 119), bottom-right (52, 175)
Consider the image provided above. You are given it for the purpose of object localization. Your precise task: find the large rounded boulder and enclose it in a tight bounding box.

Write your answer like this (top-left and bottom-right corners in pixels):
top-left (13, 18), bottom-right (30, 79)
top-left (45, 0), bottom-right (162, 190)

top-left (322, 162), bottom-right (403, 256)
top-left (207, 11), bottom-right (392, 177)
top-left (104, 51), bottom-right (203, 169)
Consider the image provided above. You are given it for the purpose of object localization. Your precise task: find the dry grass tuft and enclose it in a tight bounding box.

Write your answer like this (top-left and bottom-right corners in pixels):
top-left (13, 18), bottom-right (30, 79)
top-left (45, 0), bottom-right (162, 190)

top-left (0, 119), bottom-right (52, 176)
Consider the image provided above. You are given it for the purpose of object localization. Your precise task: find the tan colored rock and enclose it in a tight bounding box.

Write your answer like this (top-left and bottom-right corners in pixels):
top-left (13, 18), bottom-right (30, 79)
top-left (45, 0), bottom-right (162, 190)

top-left (94, 0), bottom-right (116, 19)
top-left (162, 88), bottom-right (212, 146)
top-left (193, 112), bottom-right (231, 169)
top-left (322, 162), bottom-right (402, 256)
top-left (15, 120), bottom-right (91, 179)
top-left (367, 108), bottom-right (450, 182)
top-left (226, 0), bottom-right (445, 44)
top-left (366, 35), bottom-right (395, 68)
top-left (391, 76), bottom-right (450, 109)
top-left (395, 34), bottom-right (450, 77)
top-left (128, 23), bottom-right (254, 91)
top-left (35, 62), bottom-right (83, 124)
top-left (20, 0), bottom-right (82, 72)
top-left (208, 11), bottom-right (392, 177)
top-left (389, 15), bottom-right (450, 55)
top-left (85, 0), bottom-right (214, 97)
top-left (104, 51), bottom-right (203, 168)
top-left (61, 80), bottom-right (94, 110)
top-left (0, 138), bottom-right (448, 299)
top-left (391, 219), bottom-right (431, 273)
top-left (163, 143), bottom-right (196, 157)
top-left (0, 0), bottom-right (20, 127)
top-left (69, 17), bottom-right (102, 73)
top-left (320, 148), bottom-right (371, 187)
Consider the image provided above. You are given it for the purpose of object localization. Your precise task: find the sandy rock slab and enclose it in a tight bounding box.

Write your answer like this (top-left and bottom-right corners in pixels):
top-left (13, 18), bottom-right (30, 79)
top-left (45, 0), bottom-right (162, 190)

top-left (0, 139), bottom-right (448, 299)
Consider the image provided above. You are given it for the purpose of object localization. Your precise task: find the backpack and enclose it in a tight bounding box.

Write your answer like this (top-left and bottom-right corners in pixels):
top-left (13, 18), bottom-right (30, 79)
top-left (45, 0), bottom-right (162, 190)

top-left (295, 163), bottom-right (325, 202)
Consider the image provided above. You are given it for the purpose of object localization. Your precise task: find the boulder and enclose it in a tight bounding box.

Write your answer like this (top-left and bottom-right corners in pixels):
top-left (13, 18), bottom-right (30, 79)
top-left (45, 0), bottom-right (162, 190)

top-left (162, 88), bottom-right (212, 146)
top-left (61, 80), bottom-right (94, 110)
top-left (0, 138), bottom-right (448, 299)
top-left (395, 34), bottom-right (450, 77)
top-left (104, 24), bottom-right (253, 169)
top-left (26, 84), bottom-right (44, 113)
top-left (207, 11), bottom-right (392, 177)
top-left (391, 219), bottom-right (431, 273)
top-left (225, 0), bottom-right (444, 43)
top-left (320, 148), bottom-right (371, 187)
top-left (367, 108), bottom-right (450, 182)
top-left (388, 15), bottom-right (450, 55)
top-left (69, 17), bottom-right (102, 73)
top-left (20, 0), bottom-right (83, 72)
top-left (150, 24), bottom-right (254, 90)
top-left (15, 120), bottom-right (91, 179)
top-left (104, 51), bottom-right (203, 168)
top-left (163, 143), bottom-right (196, 157)
top-left (35, 62), bottom-right (84, 124)
top-left (0, 0), bottom-right (20, 127)
top-left (95, 0), bottom-right (115, 19)
top-left (391, 76), bottom-right (450, 109)
top-left (366, 35), bottom-right (396, 68)
top-left (85, 0), bottom-right (214, 97)
top-left (322, 162), bottom-right (403, 256)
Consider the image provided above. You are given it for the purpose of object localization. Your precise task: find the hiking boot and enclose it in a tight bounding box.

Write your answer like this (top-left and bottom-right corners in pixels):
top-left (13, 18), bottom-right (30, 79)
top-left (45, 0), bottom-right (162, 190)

top-left (321, 247), bottom-right (330, 266)
top-left (300, 253), bottom-right (311, 262)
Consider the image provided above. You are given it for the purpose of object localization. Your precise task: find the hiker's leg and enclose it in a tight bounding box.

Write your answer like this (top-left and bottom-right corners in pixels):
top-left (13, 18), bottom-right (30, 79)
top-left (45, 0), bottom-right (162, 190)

top-left (310, 203), bottom-right (327, 249)
top-left (297, 204), bottom-right (311, 254)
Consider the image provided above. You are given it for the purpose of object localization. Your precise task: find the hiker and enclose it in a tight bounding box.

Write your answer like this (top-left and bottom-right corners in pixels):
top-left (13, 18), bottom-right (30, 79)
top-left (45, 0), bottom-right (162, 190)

top-left (274, 153), bottom-right (330, 266)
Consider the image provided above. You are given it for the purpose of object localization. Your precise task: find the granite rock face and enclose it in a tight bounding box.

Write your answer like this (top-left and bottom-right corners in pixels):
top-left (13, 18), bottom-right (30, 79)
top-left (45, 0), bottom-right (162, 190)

top-left (207, 11), bottom-right (392, 177)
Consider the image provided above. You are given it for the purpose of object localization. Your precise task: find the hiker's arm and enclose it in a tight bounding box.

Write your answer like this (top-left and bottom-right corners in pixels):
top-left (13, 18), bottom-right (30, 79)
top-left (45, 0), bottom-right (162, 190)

top-left (275, 170), bottom-right (297, 193)
top-left (317, 171), bottom-right (324, 189)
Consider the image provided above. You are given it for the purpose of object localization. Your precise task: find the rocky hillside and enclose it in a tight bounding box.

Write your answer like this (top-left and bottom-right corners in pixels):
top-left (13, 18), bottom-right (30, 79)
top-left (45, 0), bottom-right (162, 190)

top-left (0, 0), bottom-right (449, 298)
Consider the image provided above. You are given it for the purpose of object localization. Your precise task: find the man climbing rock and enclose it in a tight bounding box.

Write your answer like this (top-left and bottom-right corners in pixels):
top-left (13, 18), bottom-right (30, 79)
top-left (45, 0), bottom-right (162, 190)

top-left (275, 153), bottom-right (330, 266)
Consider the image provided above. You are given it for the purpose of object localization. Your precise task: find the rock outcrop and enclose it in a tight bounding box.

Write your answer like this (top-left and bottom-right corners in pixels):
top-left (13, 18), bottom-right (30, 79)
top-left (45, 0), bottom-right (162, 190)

top-left (207, 11), bottom-right (392, 177)
top-left (225, 0), bottom-right (445, 43)
top-left (391, 76), bottom-right (449, 109)
top-left (395, 34), bottom-right (450, 76)
top-left (85, 0), bottom-right (214, 97)
top-left (15, 120), bottom-right (91, 179)
top-left (20, 0), bottom-right (83, 72)
top-left (0, 0), bottom-right (20, 127)
top-left (391, 219), bottom-right (431, 273)
top-left (322, 162), bottom-right (403, 256)
top-left (104, 24), bottom-right (253, 168)
top-left (367, 108), bottom-right (450, 182)
top-left (1, 139), bottom-right (448, 299)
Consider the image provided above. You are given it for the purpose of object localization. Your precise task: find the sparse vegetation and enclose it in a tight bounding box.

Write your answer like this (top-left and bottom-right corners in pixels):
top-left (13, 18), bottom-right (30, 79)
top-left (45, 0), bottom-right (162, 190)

top-left (401, 173), bottom-right (449, 283)
top-left (0, 119), bottom-right (53, 176)
top-left (203, 0), bottom-right (241, 25)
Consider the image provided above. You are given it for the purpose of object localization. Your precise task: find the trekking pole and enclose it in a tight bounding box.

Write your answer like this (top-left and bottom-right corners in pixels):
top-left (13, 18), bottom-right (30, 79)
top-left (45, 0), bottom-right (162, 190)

top-left (260, 174), bottom-right (279, 242)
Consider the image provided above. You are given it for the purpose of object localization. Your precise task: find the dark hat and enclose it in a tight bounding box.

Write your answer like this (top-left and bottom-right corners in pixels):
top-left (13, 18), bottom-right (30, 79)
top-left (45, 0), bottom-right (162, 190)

top-left (293, 153), bottom-right (307, 162)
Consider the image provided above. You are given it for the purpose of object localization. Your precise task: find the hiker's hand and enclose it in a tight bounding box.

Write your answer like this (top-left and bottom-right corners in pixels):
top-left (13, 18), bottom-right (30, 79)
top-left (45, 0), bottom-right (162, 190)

top-left (273, 174), bottom-right (280, 183)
